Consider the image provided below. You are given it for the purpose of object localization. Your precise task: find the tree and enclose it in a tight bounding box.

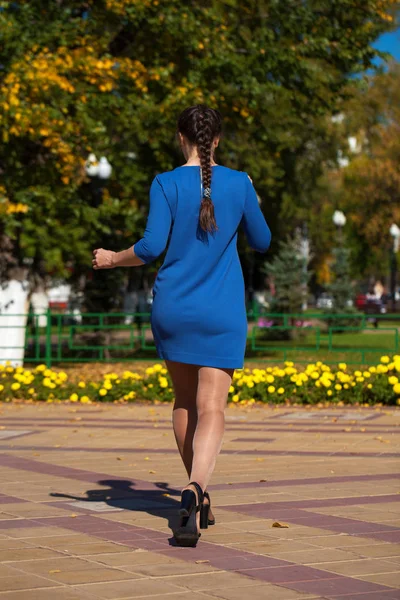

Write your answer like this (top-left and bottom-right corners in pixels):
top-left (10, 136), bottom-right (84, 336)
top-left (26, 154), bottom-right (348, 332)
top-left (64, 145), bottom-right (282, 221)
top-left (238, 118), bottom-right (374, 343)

top-left (1, 0), bottom-right (396, 287)
top-left (264, 235), bottom-right (311, 315)
top-left (341, 63), bottom-right (400, 277)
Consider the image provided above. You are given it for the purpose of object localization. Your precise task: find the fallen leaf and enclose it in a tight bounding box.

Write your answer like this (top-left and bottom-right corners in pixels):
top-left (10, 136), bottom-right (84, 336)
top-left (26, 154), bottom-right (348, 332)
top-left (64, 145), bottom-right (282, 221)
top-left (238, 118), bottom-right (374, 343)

top-left (360, 428), bottom-right (366, 432)
top-left (162, 493), bottom-right (170, 497)
top-left (256, 458), bottom-right (265, 462)
top-left (70, 514), bottom-right (77, 518)
top-left (149, 470), bottom-right (156, 474)
top-left (259, 479), bottom-right (267, 482)
top-left (49, 569), bottom-right (61, 574)
top-left (195, 559), bottom-right (210, 564)
top-left (272, 521), bottom-right (289, 528)
top-left (54, 445), bottom-right (61, 448)
top-left (344, 428), bottom-right (352, 432)
top-left (144, 457), bottom-right (150, 460)
top-left (0, 426), bottom-right (5, 430)
top-left (116, 457), bottom-right (123, 461)
top-left (330, 470), bottom-right (335, 474)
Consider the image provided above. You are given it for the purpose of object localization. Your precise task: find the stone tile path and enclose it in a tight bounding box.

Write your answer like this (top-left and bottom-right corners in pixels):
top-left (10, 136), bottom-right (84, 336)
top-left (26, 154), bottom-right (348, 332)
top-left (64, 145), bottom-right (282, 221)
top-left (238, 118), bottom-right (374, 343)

top-left (0, 402), bottom-right (399, 599)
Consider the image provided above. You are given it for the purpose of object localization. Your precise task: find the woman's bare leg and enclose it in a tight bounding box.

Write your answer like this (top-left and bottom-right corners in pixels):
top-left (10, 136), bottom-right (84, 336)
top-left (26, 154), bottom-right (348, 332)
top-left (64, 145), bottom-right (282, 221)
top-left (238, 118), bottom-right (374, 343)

top-left (166, 360), bottom-right (198, 478)
top-left (166, 361), bottom-right (233, 521)
top-left (189, 366), bottom-right (233, 492)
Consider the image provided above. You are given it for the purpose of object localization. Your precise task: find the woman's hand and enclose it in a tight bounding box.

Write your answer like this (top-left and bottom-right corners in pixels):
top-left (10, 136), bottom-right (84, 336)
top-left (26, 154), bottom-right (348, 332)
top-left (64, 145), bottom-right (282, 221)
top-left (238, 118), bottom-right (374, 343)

top-left (92, 248), bottom-right (116, 270)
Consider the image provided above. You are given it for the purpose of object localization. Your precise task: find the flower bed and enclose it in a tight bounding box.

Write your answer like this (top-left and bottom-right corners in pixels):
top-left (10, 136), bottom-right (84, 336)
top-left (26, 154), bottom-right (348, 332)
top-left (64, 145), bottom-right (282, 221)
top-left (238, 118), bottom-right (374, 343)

top-left (1, 357), bottom-right (400, 406)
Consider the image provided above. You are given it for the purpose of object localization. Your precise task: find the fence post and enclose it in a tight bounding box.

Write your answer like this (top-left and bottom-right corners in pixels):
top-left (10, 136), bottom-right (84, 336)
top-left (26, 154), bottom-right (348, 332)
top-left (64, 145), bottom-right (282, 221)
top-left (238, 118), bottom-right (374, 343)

top-left (45, 308), bottom-right (52, 368)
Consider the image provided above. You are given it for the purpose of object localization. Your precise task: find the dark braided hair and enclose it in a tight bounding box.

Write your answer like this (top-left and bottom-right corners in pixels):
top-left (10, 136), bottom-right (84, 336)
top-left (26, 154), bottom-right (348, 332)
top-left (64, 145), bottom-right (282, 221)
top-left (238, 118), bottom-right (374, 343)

top-left (177, 105), bottom-right (222, 233)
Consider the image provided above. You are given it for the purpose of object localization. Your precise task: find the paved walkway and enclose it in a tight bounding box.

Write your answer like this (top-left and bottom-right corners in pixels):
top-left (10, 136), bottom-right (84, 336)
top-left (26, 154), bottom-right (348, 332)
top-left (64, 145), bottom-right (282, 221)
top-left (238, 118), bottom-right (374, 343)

top-left (0, 403), bottom-right (399, 600)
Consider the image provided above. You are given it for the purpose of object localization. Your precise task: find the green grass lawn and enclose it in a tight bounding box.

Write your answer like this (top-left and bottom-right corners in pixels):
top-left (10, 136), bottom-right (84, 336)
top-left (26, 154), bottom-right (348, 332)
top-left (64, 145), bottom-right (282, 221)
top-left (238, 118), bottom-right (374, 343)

top-left (248, 327), bottom-right (399, 366)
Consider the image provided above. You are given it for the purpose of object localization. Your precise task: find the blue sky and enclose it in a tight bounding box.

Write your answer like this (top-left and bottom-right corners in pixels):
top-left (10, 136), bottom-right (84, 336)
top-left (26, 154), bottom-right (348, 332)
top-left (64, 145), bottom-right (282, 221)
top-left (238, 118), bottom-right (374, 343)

top-left (373, 28), bottom-right (400, 62)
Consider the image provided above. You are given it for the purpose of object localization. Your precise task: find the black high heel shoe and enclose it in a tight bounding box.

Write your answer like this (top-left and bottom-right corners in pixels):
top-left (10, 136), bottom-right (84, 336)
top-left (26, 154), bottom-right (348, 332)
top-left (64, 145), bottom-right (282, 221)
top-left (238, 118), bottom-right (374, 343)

top-left (203, 491), bottom-right (216, 527)
top-left (174, 481), bottom-right (204, 547)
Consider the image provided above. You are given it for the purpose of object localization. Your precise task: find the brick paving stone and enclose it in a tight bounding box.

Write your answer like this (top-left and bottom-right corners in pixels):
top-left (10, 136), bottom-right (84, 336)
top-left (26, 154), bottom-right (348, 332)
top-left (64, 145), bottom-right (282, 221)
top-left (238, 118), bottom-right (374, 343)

top-left (205, 583), bottom-right (323, 599)
top-left (0, 403), bottom-right (399, 599)
top-left (0, 589), bottom-right (98, 600)
top-left (0, 573), bottom-right (63, 592)
top-left (75, 578), bottom-right (187, 598)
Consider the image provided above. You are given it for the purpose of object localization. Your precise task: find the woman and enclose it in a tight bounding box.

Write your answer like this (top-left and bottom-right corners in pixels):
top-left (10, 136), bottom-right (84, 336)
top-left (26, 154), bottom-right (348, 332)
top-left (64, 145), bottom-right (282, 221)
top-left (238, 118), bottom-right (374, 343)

top-left (93, 105), bottom-right (271, 546)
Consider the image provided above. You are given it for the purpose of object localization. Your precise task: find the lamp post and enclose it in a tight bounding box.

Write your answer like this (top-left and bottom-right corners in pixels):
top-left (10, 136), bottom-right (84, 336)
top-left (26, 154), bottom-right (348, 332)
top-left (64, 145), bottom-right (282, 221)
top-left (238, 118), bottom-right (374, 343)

top-left (332, 210), bottom-right (346, 241)
top-left (389, 223), bottom-right (399, 312)
top-left (85, 154), bottom-right (112, 206)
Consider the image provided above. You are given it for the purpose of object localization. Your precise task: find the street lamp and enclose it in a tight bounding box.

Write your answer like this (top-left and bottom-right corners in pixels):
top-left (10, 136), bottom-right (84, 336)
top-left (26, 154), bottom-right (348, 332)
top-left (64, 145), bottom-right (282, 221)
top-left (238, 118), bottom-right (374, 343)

top-left (390, 223), bottom-right (399, 312)
top-left (332, 210), bottom-right (346, 228)
top-left (84, 154), bottom-right (112, 207)
top-left (85, 154), bottom-right (112, 179)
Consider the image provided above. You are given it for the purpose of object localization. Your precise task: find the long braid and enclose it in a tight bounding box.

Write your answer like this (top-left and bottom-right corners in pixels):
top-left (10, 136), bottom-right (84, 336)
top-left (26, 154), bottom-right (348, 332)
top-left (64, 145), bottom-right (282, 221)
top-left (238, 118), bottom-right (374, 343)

top-left (177, 105), bottom-right (222, 234)
top-left (196, 110), bottom-right (217, 233)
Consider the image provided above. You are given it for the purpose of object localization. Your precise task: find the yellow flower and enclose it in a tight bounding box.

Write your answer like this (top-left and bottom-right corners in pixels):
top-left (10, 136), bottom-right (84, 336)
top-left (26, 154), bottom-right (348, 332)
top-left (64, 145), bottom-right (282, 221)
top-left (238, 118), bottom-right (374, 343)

top-left (380, 356), bottom-right (390, 364)
top-left (232, 394), bottom-right (239, 402)
top-left (36, 364), bottom-right (46, 372)
top-left (11, 382), bottom-right (20, 391)
top-left (393, 383), bottom-right (400, 395)
top-left (246, 381), bottom-right (254, 388)
top-left (80, 396), bottom-right (90, 404)
top-left (69, 393), bottom-right (78, 402)
top-left (28, 388), bottom-right (35, 394)
top-left (267, 385), bottom-right (275, 393)
top-left (335, 384), bottom-right (342, 391)
top-left (146, 367), bottom-right (155, 375)
top-left (78, 381), bottom-right (86, 388)
top-left (0, 384), bottom-right (4, 392)
top-left (338, 363), bottom-right (347, 371)
top-left (354, 370), bottom-right (362, 377)
top-left (388, 376), bottom-right (398, 385)
top-left (159, 377), bottom-right (168, 388)
top-left (369, 366), bottom-right (376, 373)
top-left (104, 381), bottom-right (113, 390)
top-left (266, 375), bottom-right (275, 383)
top-left (277, 387), bottom-right (284, 395)
top-left (153, 364), bottom-right (163, 372)
top-left (99, 388), bottom-right (107, 396)
top-left (367, 383), bottom-right (372, 389)
top-left (327, 390), bottom-right (333, 396)
top-left (229, 386), bottom-right (235, 393)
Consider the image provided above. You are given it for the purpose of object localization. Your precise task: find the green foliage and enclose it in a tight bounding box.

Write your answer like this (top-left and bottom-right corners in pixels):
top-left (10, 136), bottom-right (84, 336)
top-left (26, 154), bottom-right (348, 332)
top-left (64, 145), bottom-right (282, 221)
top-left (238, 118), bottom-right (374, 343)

top-left (264, 236), bottom-right (311, 315)
top-left (0, 0), bottom-right (396, 295)
top-left (324, 240), bottom-right (363, 329)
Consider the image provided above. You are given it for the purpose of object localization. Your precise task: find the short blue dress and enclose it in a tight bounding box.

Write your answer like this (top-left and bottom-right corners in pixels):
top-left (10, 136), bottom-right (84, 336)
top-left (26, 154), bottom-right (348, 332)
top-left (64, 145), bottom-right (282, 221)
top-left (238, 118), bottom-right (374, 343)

top-left (134, 166), bottom-right (271, 369)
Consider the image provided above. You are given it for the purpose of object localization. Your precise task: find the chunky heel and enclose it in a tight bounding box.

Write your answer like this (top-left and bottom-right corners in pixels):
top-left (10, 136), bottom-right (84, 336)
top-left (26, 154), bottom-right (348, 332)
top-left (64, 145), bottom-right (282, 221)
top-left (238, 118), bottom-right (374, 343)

top-left (179, 489), bottom-right (195, 518)
top-left (174, 481), bottom-right (204, 547)
top-left (200, 502), bottom-right (209, 529)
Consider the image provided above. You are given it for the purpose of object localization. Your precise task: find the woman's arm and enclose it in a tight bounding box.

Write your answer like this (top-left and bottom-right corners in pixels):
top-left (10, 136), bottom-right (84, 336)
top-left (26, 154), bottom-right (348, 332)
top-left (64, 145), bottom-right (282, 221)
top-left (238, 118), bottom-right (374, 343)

top-left (92, 246), bottom-right (144, 269)
top-left (92, 176), bottom-right (172, 270)
top-left (241, 174), bottom-right (271, 253)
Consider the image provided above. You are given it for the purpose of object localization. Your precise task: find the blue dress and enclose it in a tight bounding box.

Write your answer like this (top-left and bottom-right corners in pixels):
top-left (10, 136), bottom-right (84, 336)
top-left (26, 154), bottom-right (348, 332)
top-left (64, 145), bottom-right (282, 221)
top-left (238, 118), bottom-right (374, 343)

top-left (134, 166), bottom-right (271, 369)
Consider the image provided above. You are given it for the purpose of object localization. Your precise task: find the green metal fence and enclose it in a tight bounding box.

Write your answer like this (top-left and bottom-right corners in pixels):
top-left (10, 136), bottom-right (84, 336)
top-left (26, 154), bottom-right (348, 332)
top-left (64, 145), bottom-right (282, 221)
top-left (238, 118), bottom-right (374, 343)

top-left (1, 310), bottom-right (399, 367)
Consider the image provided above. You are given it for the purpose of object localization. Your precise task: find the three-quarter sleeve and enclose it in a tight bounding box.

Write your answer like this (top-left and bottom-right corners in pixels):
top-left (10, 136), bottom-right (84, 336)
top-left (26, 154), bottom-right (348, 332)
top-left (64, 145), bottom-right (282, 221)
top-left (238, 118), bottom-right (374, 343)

top-left (134, 176), bottom-right (172, 264)
top-left (241, 173), bottom-right (271, 253)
